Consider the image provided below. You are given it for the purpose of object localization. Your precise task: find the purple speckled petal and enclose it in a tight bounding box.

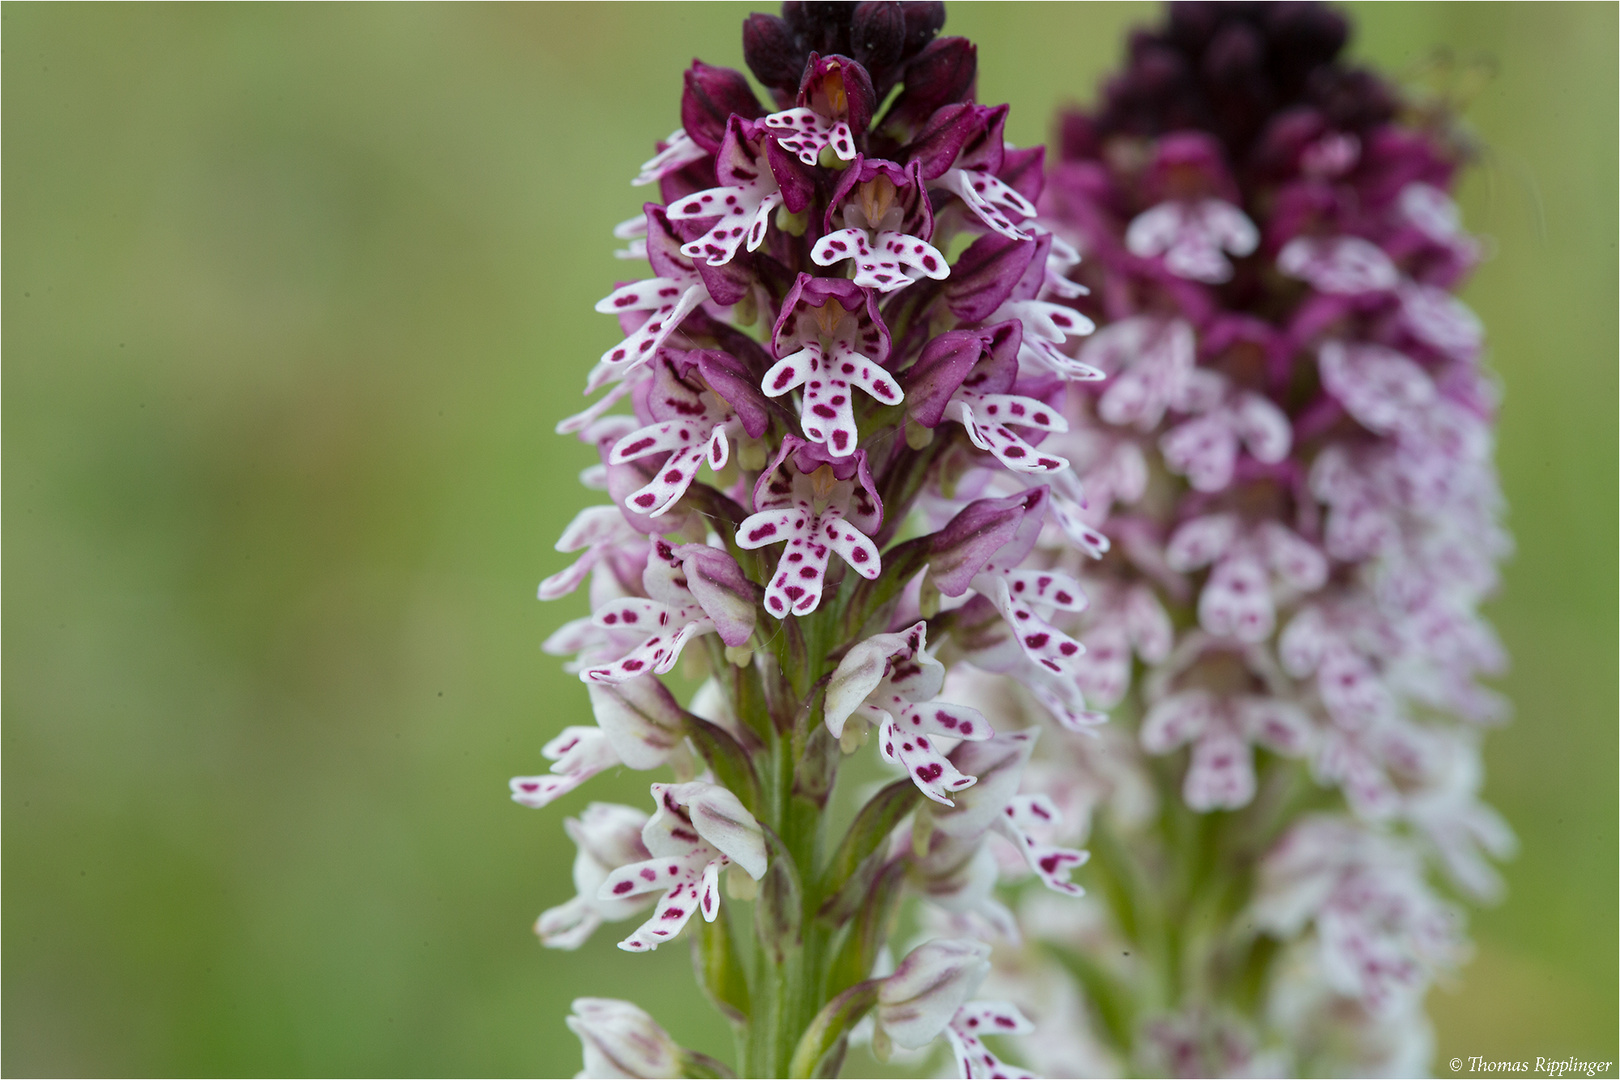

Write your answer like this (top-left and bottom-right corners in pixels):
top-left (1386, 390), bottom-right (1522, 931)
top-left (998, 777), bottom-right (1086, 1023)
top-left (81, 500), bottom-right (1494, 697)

top-left (996, 794), bottom-right (1087, 895)
top-left (820, 511), bottom-right (880, 579)
top-left (1198, 555), bottom-right (1275, 642)
top-left (878, 713), bottom-right (976, 805)
top-left (983, 573), bottom-right (1085, 675)
top-left (945, 1001), bottom-right (1037, 1080)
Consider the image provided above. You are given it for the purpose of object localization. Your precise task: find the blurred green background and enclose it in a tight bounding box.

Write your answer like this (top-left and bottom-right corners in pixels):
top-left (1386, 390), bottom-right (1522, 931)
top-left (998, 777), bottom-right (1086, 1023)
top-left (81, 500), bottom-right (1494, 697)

top-left (3, 3), bottom-right (1614, 1076)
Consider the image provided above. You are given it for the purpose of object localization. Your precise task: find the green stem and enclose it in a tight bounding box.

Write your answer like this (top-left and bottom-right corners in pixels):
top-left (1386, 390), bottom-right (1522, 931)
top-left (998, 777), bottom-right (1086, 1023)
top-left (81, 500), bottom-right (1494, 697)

top-left (740, 598), bottom-right (847, 1077)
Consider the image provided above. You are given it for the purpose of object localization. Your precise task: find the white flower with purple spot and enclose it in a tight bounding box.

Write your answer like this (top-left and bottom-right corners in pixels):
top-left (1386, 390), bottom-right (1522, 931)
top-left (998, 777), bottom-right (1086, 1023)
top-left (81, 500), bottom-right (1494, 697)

top-left (609, 390), bottom-right (742, 518)
top-left (1158, 375), bottom-right (1293, 493)
top-left (598, 781), bottom-right (767, 953)
top-left (945, 1001), bottom-right (1038, 1080)
top-left (1278, 235), bottom-right (1400, 295)
top-left (566, 997), bottom-right (684, 1079)
top-left (1165, 514), bottom-right (1329, 643)
top-left (1085, 316), bottom-right (1200, 431)
top-left (764, 106), bottom-right (857, 166)
top-left (946, 384), bottom-right (1072, 475)
top-left (825, 621), bottom-right (993, 805)
top-left (667, 119), bottom-right (783, 267)
top-left (587, 210), bottom-right (713, 393)
top-left (974, 567), bottom-right (1090, 679)
top-left (941, 167), bottom-right (1039, 241)
top-left (510, 725), bottom-right (622, 810)
top-left (763, 274), bottom-right (901, 456)
top-left (537, 504), bottom-right (645, 602)
top-left (737, 458), bottom-right (881, 618)
top-left (1141, 689), bottom-right (1314, 811)
top-left (812, 226), bottom-right (949, 294)
top-left (993, 295), bottom-right (1102, 382)
top-left (536, 802), bottom-right (655, 950)
top-left (580, 542), bottom-right (748, 684)
top-left (631, 128), bottom-right (707, 187)
top-left (1126, 197), bottom-right (1259, 283)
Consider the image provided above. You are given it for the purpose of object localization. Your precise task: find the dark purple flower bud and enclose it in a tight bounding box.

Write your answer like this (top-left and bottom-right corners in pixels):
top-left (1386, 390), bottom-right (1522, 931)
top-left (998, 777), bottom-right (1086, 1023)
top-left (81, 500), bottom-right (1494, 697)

top-left (642, 205), bottom-right (693, 281)
top-left (956, 319), bottom-right (1022, 396)
top-left (850, 2), bottom-right (907, 79)
top-left (743, 13), bottom-right (808, 100)
top-left (1265, 2), bottom-right (1349, 95)
top-left (1202, 20), bottom-right (1265, 86)
top-left (903, 320), bottom-right (1022, 427)
top-left (947, 103), bottom-right (1010, 174)
top-left (1080, 3), bottom-right (1378, 159)
top-left (1306, 65), bottom-right (1398, 133)
top-left (901, 101), bottom-right (980, 180)
top-left (880, 36), bottom-right (977, 142)
top-left (682, 61), bottom-right (767, 154)
top-left (764, 137), bottom-right (817, 214)
top-left (1165, 2), bottom-right (1223, 54)
top-left (900, 1), bottom-right (946, 56)
top-left (693, 256), bottom-right (754, 310)
top-left (783, 2), bottom-right (853, 56)
top-left (997, 144), bottom-right (1046, 207)
top-left (926, 488), bottom-right (1045, 596)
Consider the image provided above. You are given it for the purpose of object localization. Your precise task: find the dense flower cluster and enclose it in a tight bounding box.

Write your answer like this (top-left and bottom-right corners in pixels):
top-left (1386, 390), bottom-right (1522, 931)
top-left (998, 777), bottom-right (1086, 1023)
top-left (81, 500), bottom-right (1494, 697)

top-left (948, 3), bottom-right (1512, 1075)
top-left (513, 4), bottom-right (1117, 1077)
top-left (511, 3), bottom-right (1512, 1076)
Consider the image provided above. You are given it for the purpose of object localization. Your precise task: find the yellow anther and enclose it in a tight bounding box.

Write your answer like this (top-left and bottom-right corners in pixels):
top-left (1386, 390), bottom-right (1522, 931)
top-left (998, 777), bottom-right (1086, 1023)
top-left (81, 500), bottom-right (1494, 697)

top-left (811, 299), bottom-right (848, 338)
top-left (809, 463), bottom-right (840, 504)
top-left (822, 66), bottom-right (848, 118)
top-left (858, 175), bottom-right (898, 230)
